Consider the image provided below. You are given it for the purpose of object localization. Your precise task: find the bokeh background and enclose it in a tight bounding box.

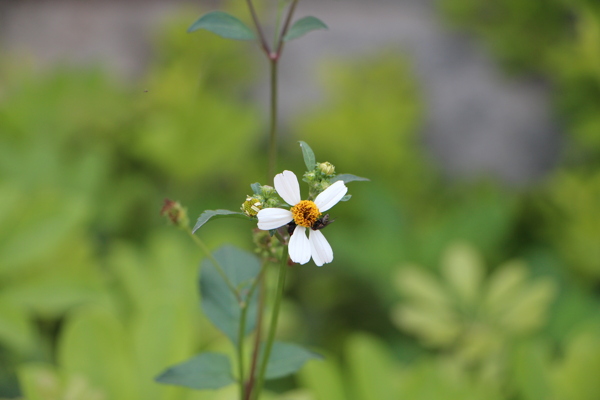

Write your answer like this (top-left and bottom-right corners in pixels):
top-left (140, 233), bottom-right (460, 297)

top-left (1, 0), bottom-right (600, 399)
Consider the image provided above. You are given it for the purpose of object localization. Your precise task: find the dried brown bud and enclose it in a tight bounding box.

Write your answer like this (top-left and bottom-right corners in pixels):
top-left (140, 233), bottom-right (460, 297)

top-left (160, 198), bottom-right (189, 228)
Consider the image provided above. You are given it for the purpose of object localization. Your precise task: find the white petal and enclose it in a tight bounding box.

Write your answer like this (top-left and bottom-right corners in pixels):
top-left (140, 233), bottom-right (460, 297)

top-left (257, 208), bottom-right (293, 230)
top-left (314, 180), bottom-right (348, 212)
top-left (274, 170), bottom-right (301, 206)
top-left (289, 226), bottom-right (311, 265)
top-left (309, 229), bottom-right (333, 267)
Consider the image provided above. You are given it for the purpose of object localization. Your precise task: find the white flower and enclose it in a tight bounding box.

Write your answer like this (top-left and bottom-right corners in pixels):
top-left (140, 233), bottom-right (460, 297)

top-left (257, 170), bottom-right (348, 266)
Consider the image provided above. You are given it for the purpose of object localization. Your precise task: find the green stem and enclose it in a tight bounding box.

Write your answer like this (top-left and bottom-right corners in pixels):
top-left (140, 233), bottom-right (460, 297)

top-left (273, 2), bottom-right (284, 49)
top-left (186, 229), bottom-right (241, 302)
top-left (243, 263), bottom-right (267, 400)
top-left (266, 0), bottom-right (298, 181)
top-left (267, 58), bottom-right (279, 182)
top-left (238, 301), bottom-right (248, 400)
top-left (239, 261), bottom-right (268, 400)
top-left (246, 0), bottom-right (272, 55)
top-left (252, 248), bottom-right (289, 400)
top-left (275, 0), bottom-right (299, 55)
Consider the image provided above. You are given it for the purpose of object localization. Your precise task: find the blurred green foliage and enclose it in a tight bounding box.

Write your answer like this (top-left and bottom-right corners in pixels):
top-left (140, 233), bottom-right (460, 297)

top-left (0, 2), bottom-right (599, 399)
top-left (538, 170), bottom-right (600, 280)
top-left (393, 243), bottom-right (556, 390)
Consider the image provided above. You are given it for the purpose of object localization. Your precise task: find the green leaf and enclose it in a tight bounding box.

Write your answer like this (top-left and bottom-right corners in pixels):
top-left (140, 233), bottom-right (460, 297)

top-left (331, 174), bottom-right (369, 184)
top-left (441, 243), bottom-right (483, 304)
top-left (0, 299), bottom-right (36, 353)
top-left (192, 210), bottom-right (250, 234)
top-left (298, 352), bottom-right (347, 400)
top-left (200, 246), bottom-right (261, 344)
top-left (299, 141), bottom-right (316, 171)
top-left (155, 352), bottom-right (235, 390)
top-left (512, 340), bottom-right (552, 400)
top-left (284, 16), bottom-right (328, 42)
top-left (58, 306), bottom-right (137, 400)
top-left (251, 182), bottom-right (262, 195)
top-left (17, 363), bottom-right (62, 400)
top-left (345, 334), bottom-right (397, 400)
top-left (265, 342), bottom-right (323, 380)
top-left (187, 11), bottom-right (256, 41)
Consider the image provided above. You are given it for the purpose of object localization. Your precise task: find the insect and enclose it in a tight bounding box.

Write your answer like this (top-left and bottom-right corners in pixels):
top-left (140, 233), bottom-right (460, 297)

top-left (287, 221), bottom-right (297, 236)
top-left (286, 214), bottom-right (335, 236)
top-left (312, 214), bottom-right (335, 231)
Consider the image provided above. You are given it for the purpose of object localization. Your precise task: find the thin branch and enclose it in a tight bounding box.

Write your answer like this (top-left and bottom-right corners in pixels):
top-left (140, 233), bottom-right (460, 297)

top-left (275, 0), bottom-right (299, 56)
top-left (246, 0), bottom-right (273, 56)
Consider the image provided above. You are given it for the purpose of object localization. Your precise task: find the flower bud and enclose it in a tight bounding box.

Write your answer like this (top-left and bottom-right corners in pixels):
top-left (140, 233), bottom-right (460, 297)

top-left (160, 199), bottom-right (189, 229)
top-left (241, 195), bottom-right (262, 217)
top-left (261, 185), bottom-right (275, 197)
top-left (304, 171), bottom-right (316, 182)
top-left (320, 181), bottom-right (332, 192)
top-left (318, 162), bottom-right (335, 176)
top-left (264, 197), bottom-right (280, 208)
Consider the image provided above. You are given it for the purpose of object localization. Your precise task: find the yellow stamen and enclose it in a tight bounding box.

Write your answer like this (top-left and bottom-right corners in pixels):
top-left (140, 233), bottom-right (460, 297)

top-left (291, 200), bottom-right (320, 227)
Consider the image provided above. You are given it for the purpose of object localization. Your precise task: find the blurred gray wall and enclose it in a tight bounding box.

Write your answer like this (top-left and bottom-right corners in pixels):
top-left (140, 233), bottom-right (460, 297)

top-left (0, 0), bottom-right (561, 184)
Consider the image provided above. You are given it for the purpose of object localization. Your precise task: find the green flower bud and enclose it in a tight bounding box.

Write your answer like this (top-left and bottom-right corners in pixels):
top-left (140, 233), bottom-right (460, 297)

top-left (264, 197), bottom-right (280, 208)
top-left (241, 195), bottom-right (262, 217)
top-left (304, 171), bottom-right (316, 182)
top-left (320, 181), bottom-right (332, 192)
top-left (261, 185), bottom-right (275, 197)
top-left (318, 162), bottom-right (335, 176)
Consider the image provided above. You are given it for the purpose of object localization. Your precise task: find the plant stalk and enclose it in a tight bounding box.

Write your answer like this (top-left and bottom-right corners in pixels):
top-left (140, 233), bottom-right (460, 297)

top-left (275, 0), bottom-right (299, 55)
top-left (267, 58), bottom-right (279, 182)
top-left (240, 261), bottom-right (268, 400)
top-left (243, 264), bottom-right (267, 400)
top-left (238, 301), bottom-right (248, 400)
top-left (251, 249), bottom-right (289, 400)
top-left (246, 0), bottom-right (272, 55)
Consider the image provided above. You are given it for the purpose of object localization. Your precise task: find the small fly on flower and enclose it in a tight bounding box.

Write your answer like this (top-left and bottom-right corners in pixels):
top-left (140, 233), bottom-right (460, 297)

top-left (312, 214), bottom-right (334, 230)
top-left (287, 214), bottom-right (334, 236)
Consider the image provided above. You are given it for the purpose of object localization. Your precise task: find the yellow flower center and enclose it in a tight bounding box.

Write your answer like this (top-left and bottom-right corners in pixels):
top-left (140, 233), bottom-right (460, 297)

top-left (291, 200), bottom-right (320, 228)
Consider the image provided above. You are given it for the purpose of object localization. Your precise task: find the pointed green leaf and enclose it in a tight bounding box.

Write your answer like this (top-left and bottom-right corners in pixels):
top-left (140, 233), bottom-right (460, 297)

top-left (192, 210), bottom-right (251, 234)
top-left (284, 16), bottom-right (328, 42)
top-left (330, 174), bottom-right (369, 184)
top-left (345, 334), bottom-right (397, 400)
top-left (0, 299), bottom-right (36, 353)
top-left (441, 243), bottom-right (483, 304)
top-left (298, 354), bottom-right (346, 400)
top-left (265, 342), bottom-right (323, 380)
top-left (251, 182), bottom-right (262, 195)
top-left (58, 307), bottom-right (137, 400)
top-left (155, 352), bottom-right (234, 390)
top-left (299, 141), bottom-right (316, 171)
top-left (188, 11), bottom-right (256, 41)
top-left (200, 246), bottom-right (261, 344)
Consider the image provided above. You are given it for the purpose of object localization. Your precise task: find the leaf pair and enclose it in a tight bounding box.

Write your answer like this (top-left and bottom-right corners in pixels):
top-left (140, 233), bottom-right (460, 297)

top-left (156, 342), bottom-right (321, 390)
top-left (188, 11), bottom-right (328, 42)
